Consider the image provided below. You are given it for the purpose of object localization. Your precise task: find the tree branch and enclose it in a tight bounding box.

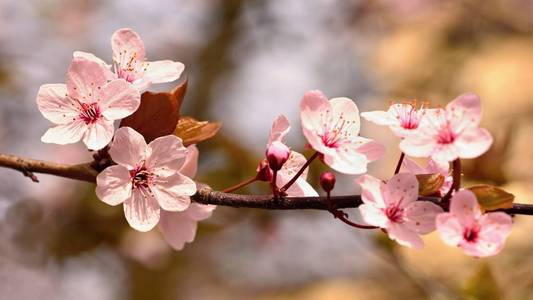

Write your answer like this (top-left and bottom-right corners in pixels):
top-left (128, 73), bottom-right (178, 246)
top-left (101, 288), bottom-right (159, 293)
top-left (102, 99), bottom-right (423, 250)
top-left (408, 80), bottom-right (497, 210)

top-left (1, 153), bottom-right (532, 216)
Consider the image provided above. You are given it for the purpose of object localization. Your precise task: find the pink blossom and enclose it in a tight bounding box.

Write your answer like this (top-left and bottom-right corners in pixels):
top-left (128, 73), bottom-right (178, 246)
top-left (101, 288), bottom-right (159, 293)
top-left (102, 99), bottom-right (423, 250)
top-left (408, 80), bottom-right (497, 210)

top-left (96, 127), bottom-right (196, 232)
top-left (361, 103), bottom-right (425, 138)
top-left (356, 173), bottom-right (444, 249)
top-left (300, 90), bottom-right (385, 174)
top-left (436, 190), bottom-right (512, 257)
top-left (158, 145), bottom-right (216, 250)
top-left (74, 28), bottom-right (184, 92)
top-left (400, 93), bottom-right (493, 162)
top-left (268, 115), bottom-right (318, 197)
top-left (37, 58), bottom-right (140, 150)
top-left (266, 141), bottom-right (291, 171)
top-left (401, 156), bottom-right (452, 196)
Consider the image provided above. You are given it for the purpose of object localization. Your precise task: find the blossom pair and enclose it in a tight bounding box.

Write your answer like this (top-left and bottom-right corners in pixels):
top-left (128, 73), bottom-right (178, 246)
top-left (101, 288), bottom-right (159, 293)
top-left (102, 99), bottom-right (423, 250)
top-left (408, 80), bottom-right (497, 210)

top-left (37, 28), bottom-right (184, 151)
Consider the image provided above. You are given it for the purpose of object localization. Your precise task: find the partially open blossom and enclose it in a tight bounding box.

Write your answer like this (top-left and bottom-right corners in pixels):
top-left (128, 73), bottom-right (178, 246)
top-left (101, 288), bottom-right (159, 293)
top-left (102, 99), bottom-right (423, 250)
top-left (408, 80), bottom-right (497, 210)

top-left (37, 58), bottom-right (140, 150)
top-left (300, 90), bottom-right (385, 174)
top-left (266, 141), bottom-right (290, 171)
top-left (74, 28), bottom-right (184, 92)
top-left (159, 145), bottom-right (216, 250)
top-left (319, 171), bottom-right (336, 193)
top-left (436, 190), bottom-right (512, 257)
top-left (401, 156), bottom-right (452, 196)
top-left (400, 93), bottom-right (493, 162)
top-left (356, 173), bottom-right (444, 249)
top-left (267, 115), bottom-right (318, 197)
top-left (361, 102), bottom-right (425, 138)
top-left (96, 127), bottom-right (196, 232)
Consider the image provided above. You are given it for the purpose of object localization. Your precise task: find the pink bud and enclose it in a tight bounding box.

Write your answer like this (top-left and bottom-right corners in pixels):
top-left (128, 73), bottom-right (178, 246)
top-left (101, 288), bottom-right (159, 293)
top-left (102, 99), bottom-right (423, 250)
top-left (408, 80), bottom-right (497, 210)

top-left (266, 141), bottom-right (291, 171)
top-left (320, 171), bottom-right (336, 192)
top-left (256, 159), bottom-right (273, 182)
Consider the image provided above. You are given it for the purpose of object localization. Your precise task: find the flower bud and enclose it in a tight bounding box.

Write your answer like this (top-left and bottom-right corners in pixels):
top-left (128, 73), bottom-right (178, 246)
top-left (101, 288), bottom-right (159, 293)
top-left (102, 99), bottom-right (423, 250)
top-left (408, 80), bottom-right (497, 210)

top-left (265, 141), bottom-right (290, 171)
top-left (320, 171), bottom-right (336, 193)
top-left (256, 159), bottom-right (273, 182)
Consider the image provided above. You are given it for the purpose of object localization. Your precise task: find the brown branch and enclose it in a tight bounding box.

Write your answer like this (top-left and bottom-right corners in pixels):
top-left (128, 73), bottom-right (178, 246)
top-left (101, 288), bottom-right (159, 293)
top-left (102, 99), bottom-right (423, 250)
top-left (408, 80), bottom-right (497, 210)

top-left (1, 153), bottom-right (532, 216)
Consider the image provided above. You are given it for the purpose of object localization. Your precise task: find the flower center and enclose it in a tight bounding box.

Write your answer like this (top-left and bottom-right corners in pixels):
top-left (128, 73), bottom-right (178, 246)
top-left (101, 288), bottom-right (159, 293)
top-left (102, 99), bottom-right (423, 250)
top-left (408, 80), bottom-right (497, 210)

top-left (385, 204), bottom-right (404, 223)
top-left (436, 123), bottom-right (456, 144)
top-left (114, 51), bottom-right (147, 83)
top-left (391, 103), bottom-right (421, 130)
top-left (319, 111), bottom-right (355, 149)
top-left (79, 102), bottom-right (101, 124)
top-left (130, 165), bottom-right (154, 190)
top-left (463, 225), bottom-right (480, 243)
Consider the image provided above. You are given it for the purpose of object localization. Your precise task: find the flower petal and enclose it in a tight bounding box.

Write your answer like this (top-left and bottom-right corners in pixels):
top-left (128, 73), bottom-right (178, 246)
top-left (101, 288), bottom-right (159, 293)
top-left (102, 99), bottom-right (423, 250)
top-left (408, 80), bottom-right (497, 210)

top-left (435, 213), bottom-right (464, 246)
top-left (111, 28), bottom-right (146, 63)
top-left (179, 145), bottom-right (199, 178)
top-left (455, 127), bottom-right (493, 159)
top-left (278, 151), bottom-right (309, 180)
top-left (359, 203), bottom-right (388, 228)
top-left (41, 121), bottom-right (87, 145)
top-left (152, 173), bottom-right (196, 211)
top-left (426, 158), bottom-right (450, 176)
top-left (277, 174), bottom-right (318, 197)
top-left (123, 190), bottom-right (160, 232)
top-left (356, 174), bottom-right (387, 207)
top-left (73, 51), bottom-right (111, 69)
top-left (403, 201), bottom-right (443, 234)
top-left (387, 223), bottom-right (424, 249)
top-left (66, 57), bottom-right (109, 101)
top-left (268, 114), bottom-right (291, 145)
top-left (447, 93), bottom-right (482, 130)
top-left (36, 84), bottom-right (78, 124)
top-left (146, 135), bottom-right (188, 175)
top-left (352, 137), bottom-right (385, 162)
top-left (431, 143), bottom-right (460, 162)
top-left (400, 156), bottom-right (426, 174)
top-left (184, 203), bottom-right (216, 221)
top-left (400, 135), bottom-right (436, 158)
top-left (95, 165), bottom-right (132, 206)
top-left (143, 60), bottom-right (184, 84)
top-left (385, 173), bottom-right (419, 206)
top-left (159, 210), bottom-right (198, 250)
top-left (329, 97), bottom-right (361, 135)
top-left (323, 150), bottom-right (368, 174)
top-left (82, 119), bottom-right (115, 150)
top-left (361, 110), bottom-right (399, 126)
top-left (300, 90), bottom-right (332, 154)
top-left (449, 189), bottom-right (481, 227)
top-left (109, 127), bottom-right (147, 169)
top-left (472, 212), bottom-right (513, 257)
top-left (99, 79), bottom-right (140, 120)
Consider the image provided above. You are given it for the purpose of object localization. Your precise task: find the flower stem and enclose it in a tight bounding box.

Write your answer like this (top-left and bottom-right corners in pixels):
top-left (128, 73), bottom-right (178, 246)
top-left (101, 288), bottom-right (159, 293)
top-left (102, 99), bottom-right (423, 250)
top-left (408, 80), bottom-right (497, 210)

top-left (280, 151), bottom-right (319, 193)
top-left (441, 158), bottom-right (462, 206)
top-left (394, 152), bottom-right (405, 175)
top-left (271, 169), bottom-right (278, 197)
top-left (222, 175), bottom-right (258, 193)
top-left (327, 191), bottom-right (377, 229)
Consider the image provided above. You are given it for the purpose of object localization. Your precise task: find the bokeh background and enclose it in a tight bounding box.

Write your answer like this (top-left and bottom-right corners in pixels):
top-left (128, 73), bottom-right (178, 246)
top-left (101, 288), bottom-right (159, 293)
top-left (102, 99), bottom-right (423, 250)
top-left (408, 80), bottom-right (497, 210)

top-left (1, 0), bottom-right (533, 299)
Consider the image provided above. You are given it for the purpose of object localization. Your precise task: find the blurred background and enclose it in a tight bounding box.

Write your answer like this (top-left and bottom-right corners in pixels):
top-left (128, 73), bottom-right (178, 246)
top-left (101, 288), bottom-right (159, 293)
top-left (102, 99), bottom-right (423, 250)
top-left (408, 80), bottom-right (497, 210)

top-left (0, 0), bottom-right (533, 299)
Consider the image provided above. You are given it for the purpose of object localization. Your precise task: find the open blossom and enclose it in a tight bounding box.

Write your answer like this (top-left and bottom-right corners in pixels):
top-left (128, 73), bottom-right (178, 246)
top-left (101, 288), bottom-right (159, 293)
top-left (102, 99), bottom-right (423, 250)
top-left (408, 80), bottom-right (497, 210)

top-left (267, 115), bottom-right (318, 197)
top-left (96, 127), bottom-right (196, 232)
top-left (357, 173), bottom-right (444, 249)
top-left (436, 190), bottom-right (512, 257)
top-left (74, 28), bottom-right (184, 92)
top-left (401, 156), bottom-right (452, 196)
top-left (400, 93), bottom-right (493, 162)
top-left (361, 102), bottom-right (425, 138)
top-left (37, 58), bottom-right (140, 150)
top-left (300, 90), bottom-right (385, 174)
top-left (159, 145), bottom-right (216, 250)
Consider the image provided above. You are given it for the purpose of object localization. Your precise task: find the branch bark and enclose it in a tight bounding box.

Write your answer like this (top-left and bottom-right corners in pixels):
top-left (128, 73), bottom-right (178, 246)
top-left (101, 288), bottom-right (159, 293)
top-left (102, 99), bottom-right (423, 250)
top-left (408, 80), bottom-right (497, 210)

top-left (1, 153), bottom-right (532, 215)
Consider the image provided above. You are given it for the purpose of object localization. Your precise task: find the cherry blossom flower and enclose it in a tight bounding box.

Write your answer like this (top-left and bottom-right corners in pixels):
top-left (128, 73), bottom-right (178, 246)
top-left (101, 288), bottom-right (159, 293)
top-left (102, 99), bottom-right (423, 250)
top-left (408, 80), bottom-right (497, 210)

top-left (159, 145), bottom-right (216, 250)
top-left (300, 90), bottom-right (385, 174)
top-left (356, 173), bottom-right (444, 249)
top-left (95, 127), bottom-right (196, 232)
top-left (361, 102), bottom-right (425, 138)
top-left (401, 156), bottom-right (452, 196)
top-left (267, 115), bottom-right (318, 197)
top-left (400, 93), bottom-right (493, 162)
top-left (436, 190), bottom-right (512, 257)
top-left (74, 28), bottom-right (185, 92)
top-left (37, 58), bottom-right (140, 150)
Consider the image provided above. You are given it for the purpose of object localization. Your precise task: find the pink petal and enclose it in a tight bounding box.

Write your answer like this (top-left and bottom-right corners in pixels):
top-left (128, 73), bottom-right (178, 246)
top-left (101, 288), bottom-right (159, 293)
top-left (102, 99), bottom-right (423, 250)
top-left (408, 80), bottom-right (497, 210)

top-left (41, 120), bottom-right (87, 145)
top-left (99, 79), bottom-right (141, 120)
top-left (143, 60), bottom-right (185, 84)
top-left (449, 190), bottom-right (481, 227)
top-left (447, 93), bottom-right (482, 129)
top-left (159, 210), bottom-right (198, 250)
top-left (151, 173), bottom-right (196, 212)
top-left (124, 190), bottom-right (160, 232)
top-left (329, 97), bottom-right (361, 135)
top-left (455, 127), bottom-right (493, 159)
top-left (66, 57), bottom-right (109, 101)
top-left (268, 114), bottom-right (291, 145)
top-left (278, 151), bottom-right (309, 180)
top-left (95, 165), bottom-right (132, 205)
top-left (435, 213), bottom-right (464, 246)
top-left (426, 158), bottom-right (450, 176)
top-left (179, 145), bottom-right (199, 178)
top-left (323, 150), bottom-right (369, 174)
top-left (403, 201), bottom-right (443, 234)
top-left (353, 137), bottom-right (385, 162)
top-left (184, 203), bottom-right (216, 221)
top-left (361, 110), bottom-right (399, 126)
top-left (400, 156), bottom-right (426, 174)
top-left (359, 203), bottom-right (388, 228)
top-left (146, 135), bottom-right (188, 176)
top-left (385, 173), bottom-right (419, 207)
top-left (109, 127), bottom-right (147, 169)
top-left (356, 174), bottom-right (387, 207)
top-left (387, 223), bottom-right (424, 249)
top-left (431, 143), bottom-right (460, 162)
top-left (300, 90), bottom-right (332, 154)
top-left (277, 174), bottom-right (318, 197)
top-left (73, 51), bottom-right (111, 69)
top-left (472, 212), bottom-right (513, 257)
top-left (82, 119), bottom-right (115, 150)
top-left (111, 28), bottom-right (146, 63)
top-left (36, 84), bottom-right (78, 124)
top-left (399, 135), bottom-right (436, 158)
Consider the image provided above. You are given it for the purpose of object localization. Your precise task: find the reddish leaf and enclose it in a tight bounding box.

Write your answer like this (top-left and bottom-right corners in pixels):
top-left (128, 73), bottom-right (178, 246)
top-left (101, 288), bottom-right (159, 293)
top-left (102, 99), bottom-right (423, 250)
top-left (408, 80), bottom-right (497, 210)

top-left (468, 185), bottom-right (514, 212)
top-left (416, 173), bottom-right (445, 196)
top-left (120, 80), bottom-right (187, 143)
top-left (174, 116), bottom-right (221, 146)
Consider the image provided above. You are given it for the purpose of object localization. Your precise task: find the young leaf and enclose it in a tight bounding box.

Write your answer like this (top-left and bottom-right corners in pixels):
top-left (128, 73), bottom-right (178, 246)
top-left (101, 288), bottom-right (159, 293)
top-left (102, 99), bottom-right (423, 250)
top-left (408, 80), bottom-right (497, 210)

top-left (416, 173), bottom-right (445, 196)
top-left (174, 116), bottom-right (221, 146)
top-left (468, 185), bottom-right (514, 212)
top-left (120, 80), bottom-right (187, 143)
